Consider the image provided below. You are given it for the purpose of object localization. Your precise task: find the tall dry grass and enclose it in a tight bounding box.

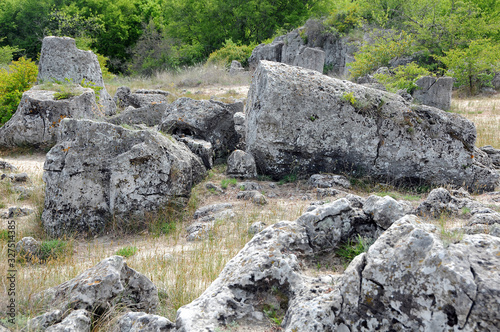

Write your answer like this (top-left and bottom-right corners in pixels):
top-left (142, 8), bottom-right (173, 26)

top-left (104, 63), bottom-right (251, 99)
top-left (451, 96), bottom-right (500, 148)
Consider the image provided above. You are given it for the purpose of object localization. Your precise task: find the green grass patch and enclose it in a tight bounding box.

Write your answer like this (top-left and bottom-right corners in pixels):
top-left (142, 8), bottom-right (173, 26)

top-left (0, 229), bottom-right (9, 241)
top-left (116, 246), bottom-right (138, 258)
top-left (39, 239), bottom-right (70, 261)
top-left (220, 178), bottom-right (238, 189)
top-left (336, 235), bottom-right (373, 265)
top-left (278, 173), bottom-right (297, 185)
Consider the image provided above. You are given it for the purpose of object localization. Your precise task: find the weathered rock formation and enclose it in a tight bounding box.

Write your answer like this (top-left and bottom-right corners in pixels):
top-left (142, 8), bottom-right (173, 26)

top-left (176, 197), bottom-right (500, 331)
top-left (0, 86), bottom-right (100, 148)
top-left (246, 61), bottom-right (498, 192)
top-left (42, 119), bottom-right (206, 237)
top-left (413, 76), bottom-right (454, 111)
top-left (113, 312), bottom-right (175, 332)
top-left (229, 60), bottom-right (244, 75)
top-left (107, 104), bottom-right (169, 128)
top-left (159, 98), bottom-right (242, 159)
top-left (38, 36), bottom-right (116, 116)
top-left (113, 87), bottom-right (170, 110)
top-left (249, 24), bottom-right (355, 76)
top-left (26, 256), bottom-right (158, 331)
top-left (226, 149), bottom-right (257, 179)
top-left (481, 145), bottom-right (500, 167)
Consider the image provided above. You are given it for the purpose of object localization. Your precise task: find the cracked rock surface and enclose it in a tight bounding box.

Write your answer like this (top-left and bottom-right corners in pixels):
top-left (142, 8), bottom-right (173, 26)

top-left (42, 119), bottom-right (206, 237)
top-left (0, 86), bottom-right (99, 148)
top-left (246, 61), bottom-right (498, 192)
top-left (176, 198), bottom-right (500, 332)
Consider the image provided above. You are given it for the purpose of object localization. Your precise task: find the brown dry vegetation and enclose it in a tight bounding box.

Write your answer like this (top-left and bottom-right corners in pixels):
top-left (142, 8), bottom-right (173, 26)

top-left (0, 69), bottom-right (499, 330)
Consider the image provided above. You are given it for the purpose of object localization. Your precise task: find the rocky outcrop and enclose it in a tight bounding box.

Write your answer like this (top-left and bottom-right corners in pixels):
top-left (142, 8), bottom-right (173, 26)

top-left (173, 135), bottom-right (213, 169)
top-left (0, 86), bottom-right (100, 148)
top-left (226, 150), bottom-right (257, 179)
top-left (38, 36), bottom-right (116, 115)
top-left (248, 41), bottom-right (284, 71)
top-left (413, 76), bottom-right (454, 111)
top-left (107, 104), bottom-right (168, 128)
top-left (176, 197), bottom-right (500, 331)
top-left (159, 98), bottom-right (243, 159)
top-left (481, 145), bottom-right (500, 167)
top-left (27, 256), bottom-right (157, 331)
top-left (246, 61), bottom-right (498, 192)
top-left (233, 112), bottom-right (246, 149)
top-left (113, 87), bottom-right (170, 110)
top-left (249, 24), bottom-right (355, 76)
top-left (229, 60), bottom-right (244, 75)
top-left (38, 36), bottom-right (116, 116)
top-left (285, 215), bottom-right (500, 331)
top-left (42, 119), bottom-right (206, 237)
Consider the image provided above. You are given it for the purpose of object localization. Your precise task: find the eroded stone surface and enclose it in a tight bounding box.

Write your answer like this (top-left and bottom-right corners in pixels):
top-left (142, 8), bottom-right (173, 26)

top-left (113, 312), bottom-right (175, 332)
top-left (36, 256), bottom-right (158, 314)
top-left (159, 98), bottom-right (242, 159)
top-left (38, 36), bottom-right (116, 116)
top-left (246, 61), bottom-right (498, 192)
top-left (42, 119), bottom-right (205, 237)
top-left (0, 86), bottom-right (100, 148)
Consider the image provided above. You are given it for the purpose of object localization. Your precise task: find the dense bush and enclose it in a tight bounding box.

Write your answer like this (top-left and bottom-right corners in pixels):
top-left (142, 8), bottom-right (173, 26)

top-left (374, 62), bottom-right (430, 93)
top-left (207, 40), bottom-right (256, 67)
top-left (0, 57), bottom-right (38, 126)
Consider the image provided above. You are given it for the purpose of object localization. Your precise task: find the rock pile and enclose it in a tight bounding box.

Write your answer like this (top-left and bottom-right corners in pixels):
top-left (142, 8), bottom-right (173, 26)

top-left (176, 196), bottom-right (500, 331)
top-left (25, 256), bottom-right (158, 331)
top-left (246, 61), bottom-right (498, 192)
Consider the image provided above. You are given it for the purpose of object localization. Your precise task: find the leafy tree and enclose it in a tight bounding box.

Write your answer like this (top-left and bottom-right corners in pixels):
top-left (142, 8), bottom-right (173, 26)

top-left (0, 57), bottom-right (38, 126)
top-left (129, 20), bottom-right (178, 76)
top-left (350, 30), bottom-right (417, 79)
top-left (437, 39), bottom-right (500, 95)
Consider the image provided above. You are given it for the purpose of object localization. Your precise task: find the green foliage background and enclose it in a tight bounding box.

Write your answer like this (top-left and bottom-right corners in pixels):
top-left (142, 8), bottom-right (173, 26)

top-left (0, 0), bottom-right (498, 93)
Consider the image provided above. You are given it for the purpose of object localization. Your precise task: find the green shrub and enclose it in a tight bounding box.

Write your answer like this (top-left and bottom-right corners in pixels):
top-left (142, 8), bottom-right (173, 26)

top-left (116, 246), bottom-right (138, 258)
top-left (0, 57), bottom-right (38, 126)
top-left (207, 39), bottom-right (256, 68)
top-left (350, 31), bottom-right (416, 79)
top-left (323, 3), bottom-right (363, 36)
top-left (342, 92), bottom-right (357, 105)
top-left (374, 62), bottom-right (430, 93)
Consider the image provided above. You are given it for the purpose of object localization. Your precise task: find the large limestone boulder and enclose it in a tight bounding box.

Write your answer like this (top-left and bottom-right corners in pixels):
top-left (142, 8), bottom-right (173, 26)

top-left (107, 103), bottom-right (168, 128)
top-left (27, 256), bottom-right (157, 330)
top-left (413, 76), bottom-right (454, 111)
top-left (42, 119), bottom-right (206, 237)
top-left (159, 98), bottom-right (242, 159)
top-left (0, 86), bottom-right (100, 148)
top-left (38, 36), bottom-right (116, 116)
top-left (246, 61), bottom-right (498, 192)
